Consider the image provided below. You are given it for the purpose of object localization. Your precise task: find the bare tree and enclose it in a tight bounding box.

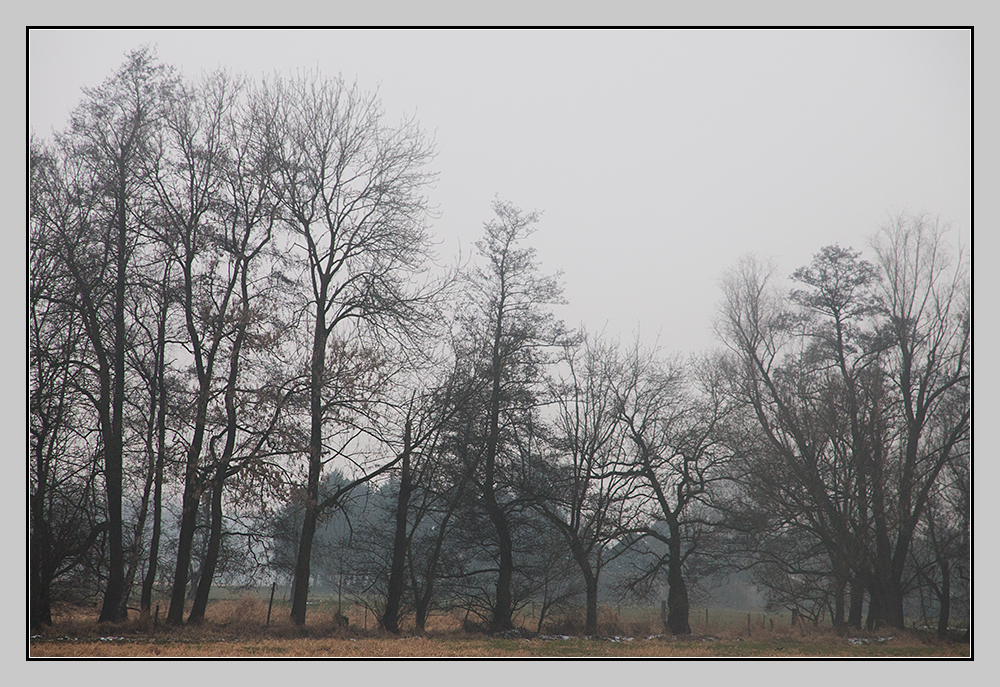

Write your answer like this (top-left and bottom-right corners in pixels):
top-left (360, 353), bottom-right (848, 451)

top-left (29, 141), bottom-right (107, 627)
top-left (148, 70), bottom-right (247, 626)
top-left (866, 213), bottom-right (970, 629)
top-left (459, 199), bottom-right (566, 632)
top-left (263, 72), bottom-right (438, 625)
top-left (535, 332), bottom-right (634, 635)
top-left (186, 78), bottom-right (287, 624)
top-left (378, 358), bottom-right (480, 634)
top-left (38, 48), bottom-right (178, 621)
top-left (608, 341), bottom-right (730, 635)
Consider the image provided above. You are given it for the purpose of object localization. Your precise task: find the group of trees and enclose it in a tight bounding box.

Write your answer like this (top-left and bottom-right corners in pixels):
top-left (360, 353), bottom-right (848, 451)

top-left (29, 49), bottom-right (970, 638)
top-left (716, 227), bottom-right (970, 634)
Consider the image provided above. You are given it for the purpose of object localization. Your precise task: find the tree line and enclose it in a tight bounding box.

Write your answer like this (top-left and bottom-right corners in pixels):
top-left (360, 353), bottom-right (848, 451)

top-left (29, 48), bottom-right (970, 637)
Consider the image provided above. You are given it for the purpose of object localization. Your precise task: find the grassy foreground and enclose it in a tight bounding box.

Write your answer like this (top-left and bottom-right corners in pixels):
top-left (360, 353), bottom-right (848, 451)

top-left (29, 597), bottom-right (970, 658)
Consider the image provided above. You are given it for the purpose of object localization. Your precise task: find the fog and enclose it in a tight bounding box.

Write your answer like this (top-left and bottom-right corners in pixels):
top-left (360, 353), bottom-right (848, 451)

top-left (28, 28), bottom-right (971, 356)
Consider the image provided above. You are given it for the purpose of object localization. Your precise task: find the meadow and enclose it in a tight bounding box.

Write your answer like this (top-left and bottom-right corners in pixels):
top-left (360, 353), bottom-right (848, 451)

top-left (28, 593), bottom-right (969, 658)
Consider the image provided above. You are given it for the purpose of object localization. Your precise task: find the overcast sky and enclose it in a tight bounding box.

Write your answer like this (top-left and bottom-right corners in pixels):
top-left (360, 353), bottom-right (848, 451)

top-left (28, 28), bottom-right (971, 356)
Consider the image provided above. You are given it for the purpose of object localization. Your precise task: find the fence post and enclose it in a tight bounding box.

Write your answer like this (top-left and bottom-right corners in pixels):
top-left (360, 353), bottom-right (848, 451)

top-left (266, 581), bottom-right (276, 626)
top-left (661, 600), bottom-right (667, 629)
top-left (705, 607), bottom-right (709, 627)
top-left (747, 612), bottom-right (751, 637)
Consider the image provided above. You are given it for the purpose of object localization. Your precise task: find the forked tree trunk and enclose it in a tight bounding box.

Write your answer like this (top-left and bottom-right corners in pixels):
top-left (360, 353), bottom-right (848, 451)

top-left (188, 470), bottom-right (226, 624)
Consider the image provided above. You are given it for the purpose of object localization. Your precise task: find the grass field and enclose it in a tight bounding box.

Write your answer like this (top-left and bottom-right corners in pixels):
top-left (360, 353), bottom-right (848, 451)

top-left (28, 595), bottom-right (970, 658)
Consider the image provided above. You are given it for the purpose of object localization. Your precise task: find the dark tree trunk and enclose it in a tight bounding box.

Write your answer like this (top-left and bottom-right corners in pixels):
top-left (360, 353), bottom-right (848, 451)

top-left (188, 469), bottom-right (226, 624)
top-left (489, 506), bottom-right (516, 633)
top-left (120, 428), bottom-right (158, 619)
top-left (31, 565), bottom-right (53, 630)
top-left (291, 317), bottom-right (328, 626)
top-left (484, 301), bottom-right (515, 634)
top-left (848, 572), bottom-right (865, 629)
top-left (99, 185), bottom-right (129, 624)
top-left (290, 504), bottom-right (318, 625)
top-left (167, 468), bottom-right (202, 625)
top-left (30, 425), bottom-right (53, 630)
top-left (140, 459), bottom-right (164, 618)
top-left (584, 570), bottom-right (598, 636)
top-left (412, 472), bottom-right (467, 633)
top-left (30, 491), bottom-right (53, 630)
top-left (832, 573), bottom-right (846, 633)
top-left (566, 535), bottom-right (598, 635)
top-left (140, 352), bottom-right (167, 619)
top-left (882, 577), bottom-right (906, 629)
top-left (381, 426), bottom-right (413, 634)
top-left (666, 528), bottom-right (691, 635)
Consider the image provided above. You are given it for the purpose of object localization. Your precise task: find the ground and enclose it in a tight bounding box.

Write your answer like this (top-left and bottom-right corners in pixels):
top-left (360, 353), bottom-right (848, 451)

top-left (28, 596), bottom-right (970, 658)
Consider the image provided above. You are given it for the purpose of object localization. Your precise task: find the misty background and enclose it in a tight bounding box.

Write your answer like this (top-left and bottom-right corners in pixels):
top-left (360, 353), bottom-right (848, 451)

top-left (28, 28), bottom-right (971, 356)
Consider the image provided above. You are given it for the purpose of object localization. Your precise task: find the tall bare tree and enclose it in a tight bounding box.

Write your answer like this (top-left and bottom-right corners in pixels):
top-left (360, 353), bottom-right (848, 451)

top-left (866, 214), bottom-right (970, 629)
top-left (264, 73), bottom-right (437, 625)
top-left (186, 80), bottom-right (287, 625)
top-left (42, 48), bottom-right (177, 621)
top-left (460, 199), bottom-right (566, 632)
top-left (149, 70), bottom-right (247, 626)
top-left (607, 341), bottom-right (731, 635)
top-left (535, 333), bottom-right (633, 635)
top-left (29, 140), bottom-right (107, 627)
top-left (717, 253), bottom-right (883, 628)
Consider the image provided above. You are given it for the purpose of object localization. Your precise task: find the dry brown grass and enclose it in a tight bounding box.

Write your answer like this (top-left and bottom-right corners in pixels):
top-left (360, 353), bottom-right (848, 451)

top-left (29, 598), bottom-right (970, 658)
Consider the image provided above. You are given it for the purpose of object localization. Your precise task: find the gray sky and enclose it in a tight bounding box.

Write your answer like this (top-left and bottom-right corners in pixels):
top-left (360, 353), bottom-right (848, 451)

top-left (28, 28), bottom-right (971, 356)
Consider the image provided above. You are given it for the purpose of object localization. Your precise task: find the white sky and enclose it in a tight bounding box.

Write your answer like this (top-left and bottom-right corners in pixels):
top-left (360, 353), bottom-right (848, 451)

top-left (28, 28), bottom-right (972, 356)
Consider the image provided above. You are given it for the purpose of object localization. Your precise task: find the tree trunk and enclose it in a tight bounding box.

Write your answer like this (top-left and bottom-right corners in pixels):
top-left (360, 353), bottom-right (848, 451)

top-left (99, 424), bottom-right (126, 622)
top-left (381, 429), bottom-right (412, 634)
top-left (847, 572), bottom-right (865, 629)
top-left (188, 469), bottom-right (226, 624)
top-left (99, 180), bottom-right (129, 624)
top-left (291, 316), bottom-right (328, 626)
top-left (290, 504), bottom-right (318, 625)
top-left (412, 472), bottom-right (467, 633)
top-left (119, 442), bottom-right (157, 619)
top-left (167, 470), bottom-right (202, 625)
top-left (140, 277), bottom-right (169, 620)
top-left (484, 299), bottom-right (514, 634)
top-left (584, 571), bottom-right (599, 636)
top-left (139, 460), bottom-right (163, 619)
top-left (29, 485), bottom-right (53, 629)
top-left (666, 526), bottom-right (691, 635)
top-left (483, 464), bottom-right (516, 632)
top-left (832, 573), bottom-right (846, 633)
top-left (566, 535), bottom-right (598, 635)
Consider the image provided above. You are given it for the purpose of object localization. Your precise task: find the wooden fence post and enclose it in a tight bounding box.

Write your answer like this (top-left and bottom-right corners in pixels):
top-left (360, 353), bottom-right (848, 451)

top-left (266, 581), bottom-right (276, 626)
top-left (661, 600), bottom-right (667, 629)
